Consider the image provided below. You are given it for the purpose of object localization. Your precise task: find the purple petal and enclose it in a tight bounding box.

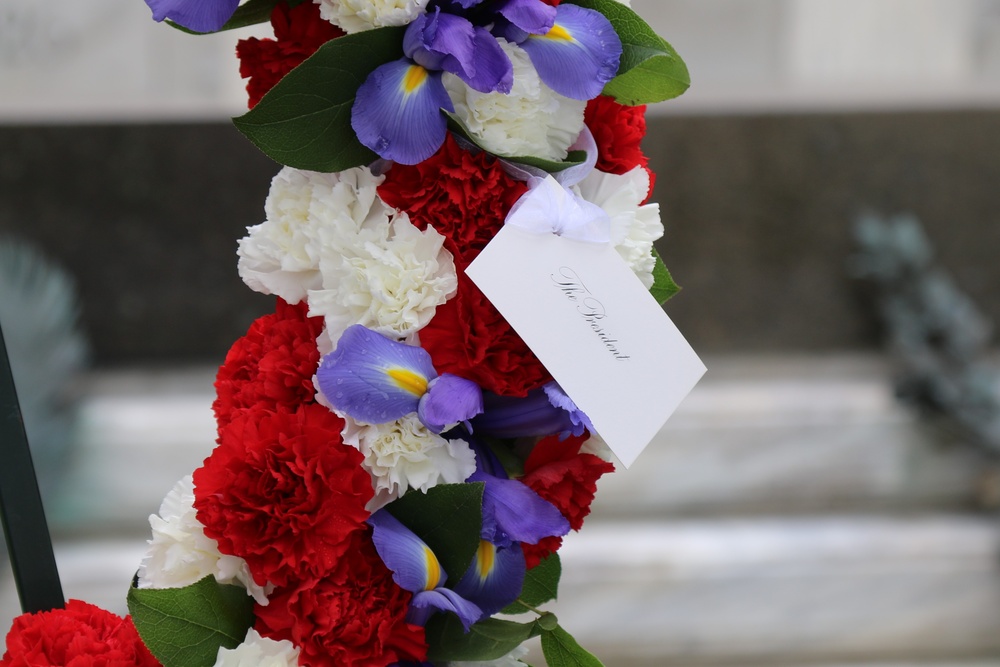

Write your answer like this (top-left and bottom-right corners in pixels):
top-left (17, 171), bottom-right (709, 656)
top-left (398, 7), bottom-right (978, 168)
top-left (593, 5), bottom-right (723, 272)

top-left (144, 0), bottom-right (238, 32)
top-left (404, 10), bottom-right (475, 73)
top-left (472, 388), bottom-right (576, 439)
top-left (463, 28), bottom-right (514, 94)
top-left (352, 59), bottom-right (454, 165)
top-left (454, 541), bottom-right (526, 618)
top-left (368, 510), bottom-right (449, 593)
top-left (316, 324), bottom-right (436, 424)
top-left (409, 588), bottom-right (483, 631)
top-left (520, 4), bottom-right (622, 100)
top-left (404, 12), bottom-right (512, 94)
top-left (543, 382), bottom-right (593, 437)
top-left (483, 477), bottom-right (569, 546)
top-left (495, 0), bottom-right (556, 35)
top-left (418, 373), bottom-right (484, 433)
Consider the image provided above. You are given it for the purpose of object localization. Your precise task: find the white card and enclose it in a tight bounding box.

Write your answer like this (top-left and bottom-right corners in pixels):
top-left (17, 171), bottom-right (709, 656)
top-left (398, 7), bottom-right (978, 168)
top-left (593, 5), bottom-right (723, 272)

top-left (466, 225), bottom-right (705, 468)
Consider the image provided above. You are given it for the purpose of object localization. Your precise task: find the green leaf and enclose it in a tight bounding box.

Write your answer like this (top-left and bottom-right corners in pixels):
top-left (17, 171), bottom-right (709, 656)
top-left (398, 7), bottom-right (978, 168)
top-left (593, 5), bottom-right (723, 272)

top-left (649, 246), bottom-right (680, 304)
top-left (445, 113), bottom-right (588, 174)
top-left (232, 27), bottom-right (405, 172)
top-left (166, 0), bottom-right (307, 34)
top-left (502, 553), bottom-right (562, 614)
top-left (127, 576), bottom-right (255, 667)
top-left (386, 482), bottom-right (484, 583)
top-left (426, 614), bottom-right (544, 662)
top-left (565, 0), bottom-right (689, 105)
top-left (541, 625), bottom-right (606, 667)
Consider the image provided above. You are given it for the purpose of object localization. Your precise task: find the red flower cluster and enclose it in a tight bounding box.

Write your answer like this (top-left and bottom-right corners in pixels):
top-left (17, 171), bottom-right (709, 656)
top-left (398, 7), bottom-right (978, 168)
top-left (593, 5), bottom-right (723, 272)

top-left (584, 95), bottom-right (655, 198)
top-left (193, 403), bottom-right (373, 588)
top-left (0, 600), bottom-right (159, 667)
top-left (213, 298), bottom-right (324, 431)
top-left (378, 134), bottom-right (527, 268)
top-left (236, 1), bottom-right (344, 108)
top-left (255, 532), bottom-right (426, 667)
top-left (520, 433), bottom-right (615, 568)
top-left (379, 137), bottom-right (549, 397)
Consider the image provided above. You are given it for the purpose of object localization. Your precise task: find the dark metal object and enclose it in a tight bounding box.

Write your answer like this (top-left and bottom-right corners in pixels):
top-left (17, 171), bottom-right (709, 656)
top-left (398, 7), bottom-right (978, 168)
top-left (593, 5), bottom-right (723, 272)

top-left (851, 212), bottom-right (1000, 453)
top-left (0, 321), bottom-right (64, 613)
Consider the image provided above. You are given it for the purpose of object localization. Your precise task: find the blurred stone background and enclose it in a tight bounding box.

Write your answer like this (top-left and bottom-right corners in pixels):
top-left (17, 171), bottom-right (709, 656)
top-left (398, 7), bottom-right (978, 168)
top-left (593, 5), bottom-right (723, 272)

top-left (3, 1), bottom-right (1000, 665)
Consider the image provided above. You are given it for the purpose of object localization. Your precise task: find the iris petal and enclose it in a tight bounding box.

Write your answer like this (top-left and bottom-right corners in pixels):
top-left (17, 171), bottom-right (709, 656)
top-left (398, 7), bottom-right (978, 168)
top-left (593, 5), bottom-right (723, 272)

top-left (409, 588), bottom-right (484, 631)
top-left (520, 4), bottom-right (622, 100)
top-left (418, 373), bottom-right (484, 433)
top-left (144, 0), bottom-right (238, 32)
top-left (543, 382), bottom-right (593, 437)
top-left (472, 388), bottom-right (576, 438)
top-left (482, 476), bottom-right (570, 546)
top-left (495, 0), bottom-right (557, 35)
top-left (316, 324), bottom-right (437, 425)
top-left (405, 12), bottom-right (512, 94)
top-left (352, 59), bottom-right (455, 164)
top-left (454, 541), bottom-right (526, 619)
top-left (369, 510), bottom-right (449, 593)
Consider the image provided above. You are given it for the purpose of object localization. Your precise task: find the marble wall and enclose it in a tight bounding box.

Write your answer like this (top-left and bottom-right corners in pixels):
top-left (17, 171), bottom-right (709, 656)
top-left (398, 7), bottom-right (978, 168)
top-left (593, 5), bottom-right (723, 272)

top-left (4, 0), bottom-right (1000, 119)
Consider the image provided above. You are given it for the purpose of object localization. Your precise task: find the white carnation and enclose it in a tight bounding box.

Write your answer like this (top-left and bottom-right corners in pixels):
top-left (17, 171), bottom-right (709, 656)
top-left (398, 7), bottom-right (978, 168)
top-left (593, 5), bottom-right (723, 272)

top-left (445, 645), bottom-right (530, 667)
top-left (307, 213), bottom-right (457, 341)
top-left (237, 166), bottom-right (393, 304)
top-left (314, 0), bottom-right (428, 33)
top-left (343, 414), bottom-right (477, 511)
top-left (213, 629), bottom-right (299, 667)
top-left (443, 39), bottom-right (585, 161)
top-left (574, 166), bottom-right (663, 288)
top-left (137, 476), bottom-right (269, 605)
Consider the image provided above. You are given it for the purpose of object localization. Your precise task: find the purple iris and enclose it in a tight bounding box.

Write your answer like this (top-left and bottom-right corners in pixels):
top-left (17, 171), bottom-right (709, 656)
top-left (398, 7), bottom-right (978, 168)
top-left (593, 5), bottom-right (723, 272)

top-left (315, 324), bottom-right (482, 432)
top-left (143, 0), bottom-right (238, 32)
top-left (352, 0), bottom-right (622, 164)
top-left (472, 381), bottom-right (594, 440)
top-left (352, 8), bottom-right (513, 164)
top-left (368, 510), bottom-right (484, 630)
top-left (499, 2), bottom-right (623, 100)
top-left (467, 439), bottom-right (570, 548)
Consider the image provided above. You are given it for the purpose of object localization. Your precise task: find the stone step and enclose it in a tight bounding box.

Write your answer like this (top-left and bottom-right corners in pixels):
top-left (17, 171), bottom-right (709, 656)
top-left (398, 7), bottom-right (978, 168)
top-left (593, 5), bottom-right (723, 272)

top-left (592, 354), bottom-right (992, 518)
top-left (46, 354), bottom-right (992, 534)
top-left (525, 515), bottom-right (1000, 666)
top-left (4, 515), bottom-right (999, 665)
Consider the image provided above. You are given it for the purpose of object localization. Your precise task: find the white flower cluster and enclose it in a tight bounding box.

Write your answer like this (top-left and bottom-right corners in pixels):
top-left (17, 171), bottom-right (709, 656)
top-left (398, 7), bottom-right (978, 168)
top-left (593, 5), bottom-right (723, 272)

top-left (343, 414), bottom-right (477, 511)
top-left (314, 0), bottom-right (429, 33)
top-left (213, 629), bottom-right (300, 667)
top-left (575, 167), bottom-right (663, 288)
top-left (238, 166), bottom-right (457, 342)
top-left (443, 39), bottom-right (586, 162)
top-left (137, 476), bottom-right (269, 605)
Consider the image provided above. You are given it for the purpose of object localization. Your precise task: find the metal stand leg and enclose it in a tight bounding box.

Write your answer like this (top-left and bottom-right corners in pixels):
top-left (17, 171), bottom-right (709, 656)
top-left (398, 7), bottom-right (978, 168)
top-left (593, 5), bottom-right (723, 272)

top-left (0, 322), bottom-right (64, 614)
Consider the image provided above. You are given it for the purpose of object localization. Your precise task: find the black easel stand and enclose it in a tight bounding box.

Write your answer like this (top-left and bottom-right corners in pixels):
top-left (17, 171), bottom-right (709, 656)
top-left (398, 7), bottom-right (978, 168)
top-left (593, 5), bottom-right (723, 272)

top-left (0, 322), bottom-right (64, 614)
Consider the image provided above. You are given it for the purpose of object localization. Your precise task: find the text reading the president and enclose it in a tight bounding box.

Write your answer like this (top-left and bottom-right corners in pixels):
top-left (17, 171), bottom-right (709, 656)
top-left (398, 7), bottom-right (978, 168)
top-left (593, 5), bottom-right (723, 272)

top-left (551, 266), bottom-right (631, 361)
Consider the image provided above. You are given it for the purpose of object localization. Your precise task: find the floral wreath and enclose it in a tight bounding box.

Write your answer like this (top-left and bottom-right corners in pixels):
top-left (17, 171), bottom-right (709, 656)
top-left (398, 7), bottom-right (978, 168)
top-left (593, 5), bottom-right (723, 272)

top-left (1, 0), bottom-right (689, 665)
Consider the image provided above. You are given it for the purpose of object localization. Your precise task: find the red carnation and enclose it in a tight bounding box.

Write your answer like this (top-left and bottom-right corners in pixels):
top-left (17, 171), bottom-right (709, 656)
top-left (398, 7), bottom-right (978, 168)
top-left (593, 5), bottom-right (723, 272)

top-left (236, 1), bottom-right (344, 108)
top-left (584, 95), bottom-right (655, 198)
top-left (193, 403), bottom-right (372, 588)
top-left (1, 600), bottom-right (159, 667)
top-left (213, 298), bottom-right (324, 431)
top-left (255, 532), bottom-right (426, 667)
top-left (520, 433), bottom-right (615, 567)
top-left (419, 272), bottom-right (551, 397)
top-left (377, 134), bottom-right (528, 268)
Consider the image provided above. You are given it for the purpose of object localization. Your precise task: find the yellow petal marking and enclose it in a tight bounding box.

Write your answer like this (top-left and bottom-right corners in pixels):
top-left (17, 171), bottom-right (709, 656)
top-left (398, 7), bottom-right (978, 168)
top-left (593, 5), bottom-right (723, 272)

top-left (477, 540), bottom-right (496, 581)
top-left (402, 65), bottom-right (429, 94)
top-left (544, 23), bottom-right (574, 42)
top-left (424, 546), bottom-right (443, 590)
top-left (387, 368), bottom-right (429, 396)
